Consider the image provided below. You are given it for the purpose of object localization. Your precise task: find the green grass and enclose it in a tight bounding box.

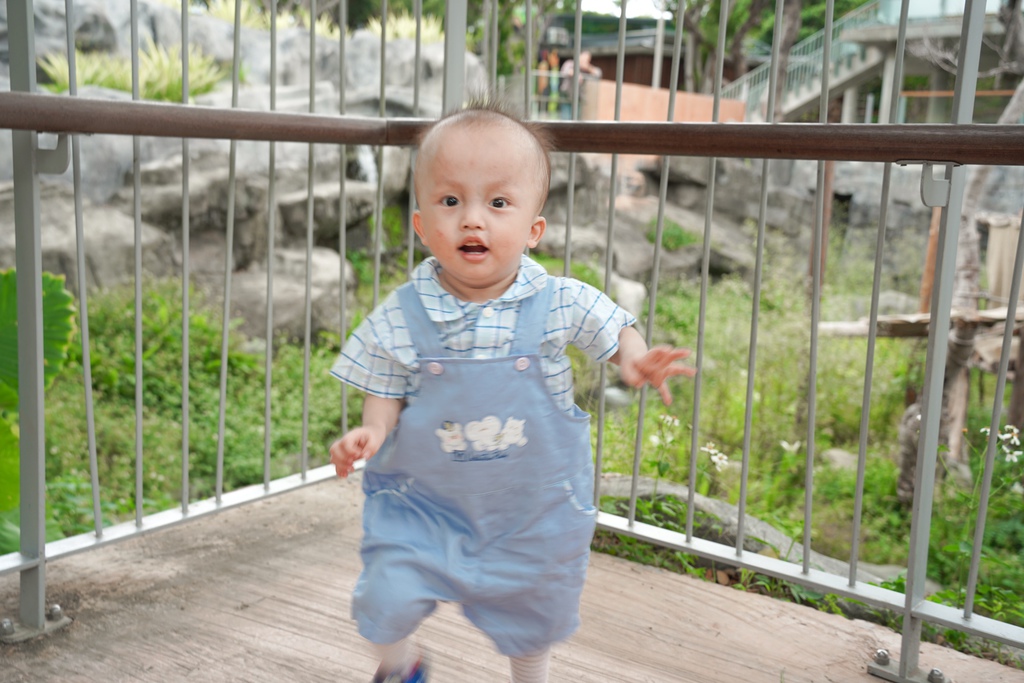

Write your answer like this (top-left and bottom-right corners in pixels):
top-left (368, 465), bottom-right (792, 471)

top-left (43, 279), bottom-right (352, 532)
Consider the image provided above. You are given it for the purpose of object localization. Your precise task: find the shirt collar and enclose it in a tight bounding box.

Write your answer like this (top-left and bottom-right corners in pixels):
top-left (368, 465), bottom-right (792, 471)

top-left (411, 255), bottom-right (549, 323)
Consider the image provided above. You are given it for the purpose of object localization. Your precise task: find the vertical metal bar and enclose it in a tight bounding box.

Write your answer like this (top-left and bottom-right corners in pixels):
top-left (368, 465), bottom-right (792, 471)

top-left (563, 1), bottom-right (583, 275)
top-left (180, 0), bottom-right (191, 513)
top-left (339, 0), bottom-right (350, 432)
top-left (443, 0), bottom-right (467, 114)
top-left (684, 0), bottom-right (730, 541)
top-left (801, 0), bottom-right (835, 574)
top-left (598, 1), bottom-right (637, 526)
top-left (627, 0), bottom-right (689, 514)
top-left (488, 0), bottom-right (499, 88)
top-left (849, 0), bottom-right (910, 586)
top-left (302, 0), bottom-right (319, 479)
top-left (215, 0), bottom-right (244, 503)
top-left (569, 5), bottom-right (582, 122)
top-left (62, 0), bottom-right (102, 536)
top-left (10, 0), bottom-right (47, 633)
top-left (900, 0), bottom-right (985, 675)
top-left (264, 0), bottom-right (279, 490)
top-left (523, 0), bottom-right (533, 117)
top-left (406, 0), bottom-right (421, 277)
top-left (130, 0), bottom-right (145, 527)
top-left (736, 0), bottom-right (787, 554)
top-left (372, 1), bottom-right (387, 308)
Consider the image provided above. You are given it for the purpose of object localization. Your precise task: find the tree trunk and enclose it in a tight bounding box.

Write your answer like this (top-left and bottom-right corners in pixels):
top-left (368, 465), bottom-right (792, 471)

top-left (728, 0), bottom-right (773, 80)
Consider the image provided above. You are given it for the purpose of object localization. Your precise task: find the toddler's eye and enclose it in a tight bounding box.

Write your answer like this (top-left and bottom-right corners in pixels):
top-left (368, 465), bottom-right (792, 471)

top-left (490, 198), bottom-right (508, 208)
top-left (443, 196), bottom-right (459, 207)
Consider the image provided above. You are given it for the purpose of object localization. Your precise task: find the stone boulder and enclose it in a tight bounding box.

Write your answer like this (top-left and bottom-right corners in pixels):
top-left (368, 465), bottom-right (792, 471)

top-left (194, 237), bottom-right (356, 342)
top-left (0, 181), bottom-right (179, 294)
top-left (538, 194), bottom-right (755, 285)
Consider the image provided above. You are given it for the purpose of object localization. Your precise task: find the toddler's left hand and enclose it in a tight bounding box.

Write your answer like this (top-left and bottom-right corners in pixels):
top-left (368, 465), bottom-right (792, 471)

top-left (620, 345), bottom-right (696, 405)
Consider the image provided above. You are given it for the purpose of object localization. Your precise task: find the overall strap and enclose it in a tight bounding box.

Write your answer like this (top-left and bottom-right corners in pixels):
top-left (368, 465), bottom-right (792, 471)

top-left (510, 276), bottom-right (555, 356)
top-left (396, 283), bottom-right (446, 358)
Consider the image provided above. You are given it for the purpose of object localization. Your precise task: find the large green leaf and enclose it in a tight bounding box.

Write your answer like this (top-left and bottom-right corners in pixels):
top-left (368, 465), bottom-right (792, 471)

top-left (0, 418), bottom-right (17, 510)
top-left (0, 509), bottom-right (19, 555)
top-left (0, 269), bottom-right (77, 412)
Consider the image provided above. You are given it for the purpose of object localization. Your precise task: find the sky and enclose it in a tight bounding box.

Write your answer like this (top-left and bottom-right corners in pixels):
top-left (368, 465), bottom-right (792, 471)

top-left (580, 0), bottom-right (673, 19)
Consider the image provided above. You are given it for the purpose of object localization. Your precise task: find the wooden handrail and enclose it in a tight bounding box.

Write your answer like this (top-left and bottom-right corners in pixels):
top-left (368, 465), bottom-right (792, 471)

top-left (3, 91), bottom-right (1024, 166)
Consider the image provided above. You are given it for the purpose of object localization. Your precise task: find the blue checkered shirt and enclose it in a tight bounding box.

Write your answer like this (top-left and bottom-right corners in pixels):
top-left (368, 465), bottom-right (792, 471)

top-left (330, 255), bottom-right (636, 412)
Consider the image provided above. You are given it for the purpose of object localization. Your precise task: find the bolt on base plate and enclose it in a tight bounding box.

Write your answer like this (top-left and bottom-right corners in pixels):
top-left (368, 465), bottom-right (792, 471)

top-left (0, 615), bottom-right (72, 644)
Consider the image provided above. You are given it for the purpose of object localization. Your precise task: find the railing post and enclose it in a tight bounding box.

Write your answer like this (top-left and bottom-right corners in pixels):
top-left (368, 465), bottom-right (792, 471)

top-left (442, 0), bottom-right (467, 113)
top-left (893, 0), bottom-right (985, 681)
top-left (8, 0), bottom-right (47, 634)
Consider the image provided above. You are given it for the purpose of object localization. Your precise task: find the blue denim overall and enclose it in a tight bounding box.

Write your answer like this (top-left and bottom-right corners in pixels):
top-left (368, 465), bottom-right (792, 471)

top-left (352, 278), bottom-right (598, 657)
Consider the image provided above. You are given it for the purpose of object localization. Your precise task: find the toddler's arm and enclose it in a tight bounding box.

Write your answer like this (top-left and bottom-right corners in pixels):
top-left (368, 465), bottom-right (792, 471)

top-left (329, 394), bottom-right (403, 478)
top-left (610, 326), bottom-right (696, 405)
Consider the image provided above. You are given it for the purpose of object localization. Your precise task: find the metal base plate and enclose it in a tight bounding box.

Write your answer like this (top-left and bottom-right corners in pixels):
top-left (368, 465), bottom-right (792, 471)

top-left (0, 616), bottom-right (72, 644)
top-left (868, 661), bottom-right (944, 683)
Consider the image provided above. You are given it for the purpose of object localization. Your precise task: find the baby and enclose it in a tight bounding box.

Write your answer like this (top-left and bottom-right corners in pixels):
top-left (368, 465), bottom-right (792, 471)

top-left (329, 102), bottom-right (695, 683)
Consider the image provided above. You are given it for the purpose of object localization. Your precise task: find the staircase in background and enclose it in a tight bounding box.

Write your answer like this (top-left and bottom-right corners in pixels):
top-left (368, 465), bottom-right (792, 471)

top-left (722, 0), bottom-right (884, 122)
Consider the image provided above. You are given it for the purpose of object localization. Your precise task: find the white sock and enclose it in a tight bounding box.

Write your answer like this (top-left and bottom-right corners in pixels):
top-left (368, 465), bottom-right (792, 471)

top-left (371, 638), bottom-right (419, 678)
top-left (510, 648), bottom-right (551, 683)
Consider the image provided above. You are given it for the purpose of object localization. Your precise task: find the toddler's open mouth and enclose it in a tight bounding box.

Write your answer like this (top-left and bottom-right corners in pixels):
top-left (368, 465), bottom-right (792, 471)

top-left (460, 244), bottom-right (488, 254)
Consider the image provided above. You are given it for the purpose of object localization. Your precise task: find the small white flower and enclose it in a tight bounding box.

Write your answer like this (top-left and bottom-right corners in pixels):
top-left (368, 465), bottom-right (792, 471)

top-left (710, 452), bottom-right (729, 472)
top-left (780, 440), bottom-right (801, 454)
top-left (659, 414), bottom-right (680, 428)
top-left (649, 435), bottom-right (661, 447)
top-left (700, 441), bottom-right (717, 455)
top-left (1006, 450), bottom-right (1021, 464)
top-left (1012, 482), bottom-right (1024, 495)
top-left (981, 426), bottom-right (991, 435)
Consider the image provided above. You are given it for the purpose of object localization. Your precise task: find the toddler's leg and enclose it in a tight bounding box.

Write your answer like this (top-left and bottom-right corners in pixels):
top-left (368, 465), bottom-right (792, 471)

top-left (509, 648), bottom-right (551, 683)
top-left (371, 638), bottom-right (423, 680)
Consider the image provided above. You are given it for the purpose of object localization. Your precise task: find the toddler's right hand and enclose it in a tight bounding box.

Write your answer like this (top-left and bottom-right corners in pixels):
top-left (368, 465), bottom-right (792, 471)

top-left (329, 427), bottom-right (384, 478)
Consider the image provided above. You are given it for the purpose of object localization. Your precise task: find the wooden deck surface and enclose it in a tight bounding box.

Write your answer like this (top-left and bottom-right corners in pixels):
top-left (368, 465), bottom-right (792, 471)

top-left (2, 477), bottom-right (1021, 683)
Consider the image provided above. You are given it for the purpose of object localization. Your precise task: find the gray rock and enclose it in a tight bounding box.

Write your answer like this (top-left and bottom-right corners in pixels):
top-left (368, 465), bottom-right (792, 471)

top-left (0, 181), bottom-right (178, 293)
top-left (821, 447), bottom-right (859, 471)
top-left (227, 247), bottom-right (354, 342)
top-left (598, 472), bottom-right (884, 584)
top-left (277, 179), bottom-right (379, 246)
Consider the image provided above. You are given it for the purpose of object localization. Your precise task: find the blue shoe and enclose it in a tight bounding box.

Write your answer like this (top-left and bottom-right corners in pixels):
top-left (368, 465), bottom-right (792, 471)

top-left (372, 657), bottom-right (428, 683)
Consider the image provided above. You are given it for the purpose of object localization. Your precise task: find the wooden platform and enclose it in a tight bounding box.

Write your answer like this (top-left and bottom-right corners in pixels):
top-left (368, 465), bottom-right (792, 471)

top-left (2, 478), bottom-right (1020, 683)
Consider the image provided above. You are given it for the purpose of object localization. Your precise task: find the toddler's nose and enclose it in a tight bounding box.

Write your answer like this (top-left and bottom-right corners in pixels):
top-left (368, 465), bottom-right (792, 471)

top-left (461, 202), bottom-right (486, 230)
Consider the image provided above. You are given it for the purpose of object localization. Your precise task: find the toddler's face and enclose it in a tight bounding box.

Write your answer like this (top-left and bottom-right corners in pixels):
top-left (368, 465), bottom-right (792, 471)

top-left (413, 120), bottom-right (547, 303)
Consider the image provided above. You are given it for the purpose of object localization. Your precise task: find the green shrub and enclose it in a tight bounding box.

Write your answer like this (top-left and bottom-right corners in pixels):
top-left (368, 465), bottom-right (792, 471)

top-left (38, 41), bottom-right (227, 102)
top-left (366, 11), bottom-right (444, 42)
top-left (645, 217), bottom-right (699, 251)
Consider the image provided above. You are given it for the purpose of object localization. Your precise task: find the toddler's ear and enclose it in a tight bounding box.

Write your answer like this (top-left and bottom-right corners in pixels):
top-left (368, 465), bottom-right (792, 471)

top-left (413, 211), bottom-right (427, 243)
top-left (527, 216), bottom-right (546, 249)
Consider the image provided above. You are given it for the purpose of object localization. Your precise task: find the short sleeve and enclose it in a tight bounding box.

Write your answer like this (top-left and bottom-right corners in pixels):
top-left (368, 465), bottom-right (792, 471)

top-left (554, 278), bottom-right (637, 362)
top-left (329, 294), bottom-right (416, 399)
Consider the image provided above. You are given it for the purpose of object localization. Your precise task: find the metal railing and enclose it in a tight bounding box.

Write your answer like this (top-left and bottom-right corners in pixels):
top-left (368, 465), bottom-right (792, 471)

top-left (3, 1), bottom-right (1024, 681)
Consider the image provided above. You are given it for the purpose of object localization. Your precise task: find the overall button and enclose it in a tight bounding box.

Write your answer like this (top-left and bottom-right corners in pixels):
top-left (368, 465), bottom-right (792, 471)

top-left (426, 362), bottom-right (444, 375)
top-left (514, 357), bottom-right (530, 371)
top-left (482, 306), bottom-right (495, 318)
